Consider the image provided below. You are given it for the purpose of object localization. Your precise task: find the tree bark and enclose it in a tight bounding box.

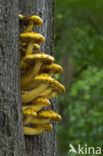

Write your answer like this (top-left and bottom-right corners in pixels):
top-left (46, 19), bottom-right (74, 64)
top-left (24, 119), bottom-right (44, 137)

top-left (0, 0), bottom-right (25, 156)
top-left (19, 0), bottom-right (56, 156)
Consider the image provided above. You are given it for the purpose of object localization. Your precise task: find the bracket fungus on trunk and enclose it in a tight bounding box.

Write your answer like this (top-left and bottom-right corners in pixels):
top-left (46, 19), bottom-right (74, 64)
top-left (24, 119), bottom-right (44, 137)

top-left (19, 14), bottom-right (65, 135)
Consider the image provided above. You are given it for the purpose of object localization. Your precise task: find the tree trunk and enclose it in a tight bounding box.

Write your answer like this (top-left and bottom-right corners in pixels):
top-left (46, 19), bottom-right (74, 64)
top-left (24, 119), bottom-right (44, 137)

top-left (19, 0), bottom-right (56, 156)
top-left (0, 0), bottom-right (25, 156)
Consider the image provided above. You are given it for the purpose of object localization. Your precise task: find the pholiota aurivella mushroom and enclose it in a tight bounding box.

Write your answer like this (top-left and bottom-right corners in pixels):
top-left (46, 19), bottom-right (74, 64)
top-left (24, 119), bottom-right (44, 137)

top-left (40, 63), bottom-right (63, 76)
top-left (20, 43), bottom-right (40, 73)
top-left (20, 15), bottom-right (43, 32)
top-left (40, 78), bottom-right (65, 98)
top-left (23, 110), bottom-right (62, 125)
top-left (22, 96), bottom-right (50, 112)
top-left (19, 14), bottom-right (65, 135)
top-left (22, 74), bottom-right (58, 103)
top-left (47, 79), bottom-right (65, 99)
top-left (20, 32), bottom-right (45, 70)
top-left (20, 32), bottom-right (45, 56)
top-left (21, 52), bottom-right (55, 89)
top-left (20, 43), bottom-right (40, 60)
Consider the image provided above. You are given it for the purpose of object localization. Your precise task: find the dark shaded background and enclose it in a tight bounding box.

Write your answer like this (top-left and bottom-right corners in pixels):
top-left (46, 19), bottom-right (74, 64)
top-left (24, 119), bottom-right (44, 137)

top-left (55, 0), bottom-right (103, 155)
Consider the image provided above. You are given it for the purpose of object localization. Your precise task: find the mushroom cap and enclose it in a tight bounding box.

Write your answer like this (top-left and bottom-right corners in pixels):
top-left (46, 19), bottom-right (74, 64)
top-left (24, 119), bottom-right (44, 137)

top-left (22, 96), bottom-right (50, 112)
top-left (53, 80), bottom-right (65, 94)
top-left (41, 63), bottom-right (63, 74)
top-left (33, 44), bottom-right (40, 50)
top-left (22, 15), bottom-right (43, 26)
top-left (37, 110), bottom-right (62, 121)
top-left (35, 123), bottom-right (53, 131)
top-left (23, 52), bottom-right (55, 65)
top-left (33, 74), bottom-right (65, 94)
top-left (20, 32), bottom-right (45, 44)
top-left (33, 74), bottom-right (55, 86)
top-left (23, 108), bottom-right (37, 117)
top-left (33, 96), bottom-right (50, 107)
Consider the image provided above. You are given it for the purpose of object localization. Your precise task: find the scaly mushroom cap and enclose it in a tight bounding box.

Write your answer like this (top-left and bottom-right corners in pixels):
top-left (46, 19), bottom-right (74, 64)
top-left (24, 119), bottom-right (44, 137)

top-left (23, 108), bottom-right (37, 117)
top-left (33, 74), bottom-right (55, 86)
top-left (20, 32), bottom-right (45, 44)
top-left (22, 15), bottom-right (43, 27)
top-left (41, 63), bottom-right (63, 75)
top-left (33, 96), bottom-right (50, 106)
top-left (22, 96), bottom-right (50, 112)
top-left (33, 74), bottom-right (65, 94)
top-left (23, 52), bottom-right (55, 66)
top-left (53, 80), bottom-right (65, 94)
top-left (37, 110), bottom-right (62, 121)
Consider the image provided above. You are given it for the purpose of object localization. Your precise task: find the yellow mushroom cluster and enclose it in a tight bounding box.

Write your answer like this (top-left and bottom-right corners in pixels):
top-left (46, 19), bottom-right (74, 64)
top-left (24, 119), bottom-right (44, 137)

top-left (19, 14), bottom-right (65, 135)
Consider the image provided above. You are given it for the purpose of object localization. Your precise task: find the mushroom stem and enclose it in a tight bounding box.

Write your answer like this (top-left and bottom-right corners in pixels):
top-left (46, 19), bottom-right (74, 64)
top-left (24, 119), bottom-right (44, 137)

top-left (23, 117), bottom-right (50, 125)
top-left (22, 84), bottom-right (48, 103)
top-left (26, 41), bottom-right (34, 55)
top-left (21, 61), bottom-right (42, 88)
top-left (24, 23), bottom-right (34, 32)
top-left (28, 118), bottom-right (50, 125)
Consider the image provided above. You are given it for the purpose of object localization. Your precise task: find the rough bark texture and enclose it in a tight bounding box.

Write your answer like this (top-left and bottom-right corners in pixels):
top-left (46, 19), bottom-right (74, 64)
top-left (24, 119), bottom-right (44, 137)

top-left (19, 0), bottom-right (56, 156)
top-left (0, 0), bottom-right (25, 155)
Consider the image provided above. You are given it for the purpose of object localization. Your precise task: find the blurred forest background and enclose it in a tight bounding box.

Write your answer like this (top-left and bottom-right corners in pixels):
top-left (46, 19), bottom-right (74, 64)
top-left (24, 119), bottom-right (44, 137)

top-left (55, 0), bottom-right (103, 155)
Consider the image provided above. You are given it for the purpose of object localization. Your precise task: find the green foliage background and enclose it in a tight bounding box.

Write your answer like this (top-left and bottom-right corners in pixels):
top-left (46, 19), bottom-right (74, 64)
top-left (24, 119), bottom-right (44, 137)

top-left (55, 0), bottom-right (103, 155)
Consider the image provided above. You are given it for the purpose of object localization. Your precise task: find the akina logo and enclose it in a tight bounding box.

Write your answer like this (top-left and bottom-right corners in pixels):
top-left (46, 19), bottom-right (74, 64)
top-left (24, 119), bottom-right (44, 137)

top-left (68, 144), bottom-right (101, 155)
